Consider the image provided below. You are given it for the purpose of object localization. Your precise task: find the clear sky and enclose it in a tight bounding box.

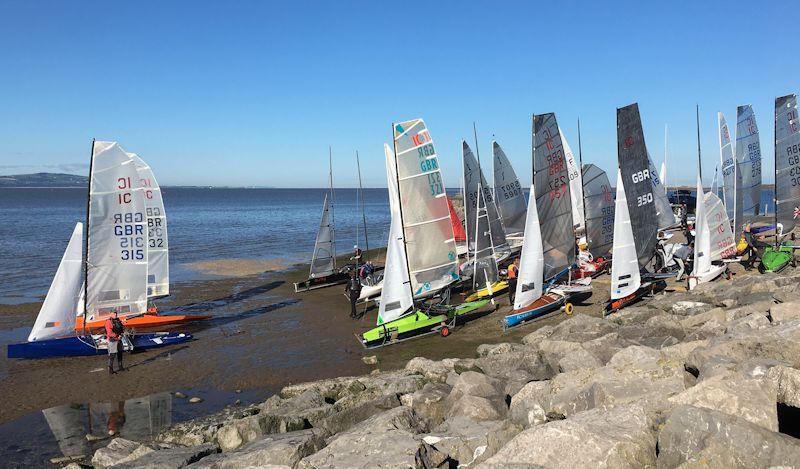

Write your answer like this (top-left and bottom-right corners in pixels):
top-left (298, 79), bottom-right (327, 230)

top-left (0, 1), bottom-right (796, 188)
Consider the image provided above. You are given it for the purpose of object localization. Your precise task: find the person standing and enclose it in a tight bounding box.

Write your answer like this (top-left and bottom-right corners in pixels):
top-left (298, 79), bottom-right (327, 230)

top-left (345, 271), bottom-right (362, 319)
top-left (507, 258), bottom-right (519, 306)
top-left (105, 312), bottom-right (125, 374)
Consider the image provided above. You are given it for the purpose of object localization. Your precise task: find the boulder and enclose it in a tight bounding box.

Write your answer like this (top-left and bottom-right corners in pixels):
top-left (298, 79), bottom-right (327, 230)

top-left (423, 417), bottom-right (521, 467)
top-left (557, 347), bottom-right (602, 373)
top-left (476, 342), bottom-right (523, 357)
top-left (92, 438), bottom-right (154, 468)
top-left (767, 365), bottom-right (800, 407)
top-left (606, 306), bottom-right (661, 326)
top-left (644, 314), bottom-right (685, 340)
top-left (657, 405), bottom-right (800, 468)
top-left (509, 381), bottom-right (551, 428)
top-left (474, 347), bottom-right (552, 382)
top-left (159, 406), bottom-right (258, 447)
top-left (446, 395), bottom-right (506, 422)
top-left (521, 325), bottom-right (555, 345)
top-left (679, 307), bottom-right (725, 330)
top-left (401, 382), bottom-right (452, 427)
top-left (317, 393), bottom-right (400, 435)
top-left (258, 389), bottom-right (334, 434)
top-left (113, 443), bottom-right (218, 469)
top-left (667, 300), bottom-right (713, 316)
top-left (770, 301), bottom-right (800, 324)
top-left (669, 374), bottom-right (778, 431)
top-left (453, 358), bottom-right (482, 374)
top-left (547, 314), bottom-right (617, 342)
top-left (481, 404), bottom-right (656, 468)
top-left (727, 311), bottom-right (771, 334)
top-left (187, 429), bottom-right (325, 469)
top-left (405, 357), bottom-right (457, 383)
top-left (446, 371), bottom-right (504, 402)
top-left (297, 407), bottom-right (445, 469)
top-left (580, 332), bottom-right (631, 365)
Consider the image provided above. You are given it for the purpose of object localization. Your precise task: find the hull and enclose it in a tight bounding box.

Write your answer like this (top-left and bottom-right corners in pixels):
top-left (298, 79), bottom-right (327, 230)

top-left (503, 293), bottom-right (565, 329)
top-left (465, 280), bottom-right (509, 302)
top-left (75, 312), bottom-right (211, 332)
top-left (761, 245), bottom-right (794, 273)
top-left (359, 300), bottom-right (491, 349)
top-left (7, 332), bottom-right (192, 359)
top-left (688, 265), bottom-right (727, 290)
top-left (605, 280), bottom-right (666, 314)
top-left (293, 271), bottom-right (350, 293)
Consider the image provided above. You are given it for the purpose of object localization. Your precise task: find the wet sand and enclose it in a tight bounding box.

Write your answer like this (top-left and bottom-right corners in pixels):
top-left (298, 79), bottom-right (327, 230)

top-left (0, 247), bottom-right (696, 427)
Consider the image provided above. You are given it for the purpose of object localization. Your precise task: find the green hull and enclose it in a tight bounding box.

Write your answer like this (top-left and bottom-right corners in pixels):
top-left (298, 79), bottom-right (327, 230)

top-left (761, 245), bottom-right (794, 273)
top-left (359, 299), bottom-right (491, 348)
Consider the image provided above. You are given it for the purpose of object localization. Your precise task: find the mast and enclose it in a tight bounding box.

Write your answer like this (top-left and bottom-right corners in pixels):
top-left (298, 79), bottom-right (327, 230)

top-left (473, 180), bottom-right (482, 290)
top-left (577, 118), bottom-right (588, 233)
top-left (355, 150), bottom-right (369, 259)
top-left (696, 105), bottom-right (702, 181)
top-left (774, 100), bottom-right (779, 247)
top-left (82, 139), bottom-right (95, 335)
top-left (392, 123), bottom-right (416, 304)
top-left (664, 124), bottom-right (669, 192)
top-left (328, 147), bottom-right (336, 268)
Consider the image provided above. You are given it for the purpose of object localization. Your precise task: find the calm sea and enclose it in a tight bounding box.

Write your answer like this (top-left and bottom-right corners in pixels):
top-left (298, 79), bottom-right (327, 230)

top-left (0, 188), bottom-right (392, 304)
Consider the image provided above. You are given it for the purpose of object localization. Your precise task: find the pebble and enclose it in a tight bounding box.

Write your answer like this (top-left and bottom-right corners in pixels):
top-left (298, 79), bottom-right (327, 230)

top-left (235, 389), bottom-right (242, 394)
top-left (174, 391), bottom-right (187, 398)
top-left (362, 355), bottom-right (378, 365)
top-left (189, 397), bottom-right (204, 403)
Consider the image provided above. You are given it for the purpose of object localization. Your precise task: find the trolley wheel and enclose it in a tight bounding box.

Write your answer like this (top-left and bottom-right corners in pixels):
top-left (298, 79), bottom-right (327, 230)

top-left (564, 303), bottom-right (574, 315)
top-left (440, 326), bottom-right (450, 337)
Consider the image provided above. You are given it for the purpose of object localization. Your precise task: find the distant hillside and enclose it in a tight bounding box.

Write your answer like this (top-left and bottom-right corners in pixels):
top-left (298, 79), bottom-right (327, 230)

top-left (0, 173), bottom-right (87, 187)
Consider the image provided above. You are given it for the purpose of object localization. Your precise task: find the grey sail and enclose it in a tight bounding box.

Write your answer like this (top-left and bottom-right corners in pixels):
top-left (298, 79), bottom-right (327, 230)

top-left (533, 113), bottom-right (575, 280)
top-left (647, 154), bottom-right (676, 229)
top-left (462, 141), bottom-right (509, 257)
top-left (581, 164), bottom-right (615, 258)
top-left (492, 141), bottom-right (527, 238)
top-left (310, 193), bottom-right (335, 278)
top-left (617, 103), bottom-right (660, 268)
top-left (735, 104), bottom-right (762, 232)
top-left (775, 94), bottom-right (800, 233)
top-left (718, 112), bottom-right (736, 223)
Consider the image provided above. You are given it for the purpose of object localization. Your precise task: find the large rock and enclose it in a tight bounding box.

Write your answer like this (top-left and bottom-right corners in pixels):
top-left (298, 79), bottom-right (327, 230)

top-left (667, 300), bottom-right (714, 316)
top-left (316, 393), bottom-right (400, 435)
top-left (770, 301), bottom-right (800, 324)
top-left (423, 417), bottom-right (521, 467)
top-left (767, 365), bottom-right (800, 407)
top-left (521, 325), bottom-right (554, 345)
top-left (159, 406), bottom-right (260, 447)
top-left (474, 347), bottom-right (552, 382)
top-left (644, 314), bottom-right (685, 340)
top-left (481, 404), bottom-right (656, 468)
top-left (258, 389), bottom-right (334, 434)
top-left (580, 332), bottom-right (631, 364)
top-left (446, 395), bottom-right (506, 422)
top-left (297, 407), bottom-right (446, 468)
top-left (446, 371), bottom-right (504, 402)
top-left (557, 347), bottom-right (602, 373)
top-left (669, 374), bottom-right (778, 431)
top-left (509, 381), bottom-right (551, 428)
top-left (679, 307), bottom-right (725, 330)
top-left (113, 443), bottom-right (218, 469)
top-left (187, 429), bottom-right (325, 469)
top-left (92, 438), bottom-right (154, 468)
top-left (547, 314), bottom-right (617, 342)
top-left (606, 306), bottom-right (661, 326)
top-left (727, 311), bottom-right (771, 334)
top-left (405, 357), bottom-right (457, 383)
top-left (657, 405), bottom-right (800, 468)
top-left (400, 382), bottom-right (451, 427)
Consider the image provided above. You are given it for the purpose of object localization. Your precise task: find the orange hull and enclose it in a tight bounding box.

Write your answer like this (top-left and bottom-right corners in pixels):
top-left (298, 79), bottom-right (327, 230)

top-left (75, 312), bottom-right (211, 332)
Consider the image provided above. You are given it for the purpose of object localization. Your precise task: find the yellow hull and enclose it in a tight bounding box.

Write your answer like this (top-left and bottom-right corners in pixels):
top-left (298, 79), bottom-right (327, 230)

top-left (465, 280), bottom-right (509, 302)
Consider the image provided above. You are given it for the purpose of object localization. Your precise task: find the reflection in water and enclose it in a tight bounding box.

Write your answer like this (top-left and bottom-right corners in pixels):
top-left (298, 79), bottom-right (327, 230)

top-left (43, 392), bottom-right (171, 459)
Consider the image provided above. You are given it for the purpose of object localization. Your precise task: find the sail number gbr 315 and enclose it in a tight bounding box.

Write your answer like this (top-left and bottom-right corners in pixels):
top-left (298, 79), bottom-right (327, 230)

top-left (115, 176), bottom-right (145, 261)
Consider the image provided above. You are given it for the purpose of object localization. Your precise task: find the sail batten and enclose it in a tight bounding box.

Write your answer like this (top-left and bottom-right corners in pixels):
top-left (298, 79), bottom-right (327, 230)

top-left (394, 119), bottom-right (459, 297)
top-left (775, 94), bottom-right (800, 234)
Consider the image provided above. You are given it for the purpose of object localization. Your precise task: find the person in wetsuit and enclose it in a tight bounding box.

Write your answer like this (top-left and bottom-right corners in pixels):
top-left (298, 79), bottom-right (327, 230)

top-left (345, 271), bottom-right (362, 319)
top-left (105, 312), bottom-right (125, 374)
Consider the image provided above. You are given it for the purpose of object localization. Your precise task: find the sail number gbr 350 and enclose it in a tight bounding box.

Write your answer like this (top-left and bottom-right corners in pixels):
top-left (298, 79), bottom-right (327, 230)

top-left (631, 169), bottom-right (654, 207)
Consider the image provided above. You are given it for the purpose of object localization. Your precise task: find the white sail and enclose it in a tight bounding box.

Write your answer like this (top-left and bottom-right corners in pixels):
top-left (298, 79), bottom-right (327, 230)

top-left (718, 112), bottom-right (736, 224)
top-left (86, 142), bottom-right (148, 323)
top-left (310, 194), bottom-right (335, 278)
top-left (28, 223), bottom-right (83, 342)
top-left (393, 119), bottom-right (459, 297)
top-left (377, 144), bottom-right (414, 325)
top-left (647, 155), bottom-right (675, 229)
top-left (561, 131), bottom-right (585, 231)
top-left (659, 161), bottom-right (666, 190)
top-left (610, 170), bottom-right (641, 300)
top-left (132, 154), bottom-right (169, 298)
top-left (775, 94), bottom-right (800, 234)
top-left (703, 192), bottom-right (736, 260)
top-left (692, 173), bottom-right (711, 276)
top-left (514, 184), bottom-right (544, 310)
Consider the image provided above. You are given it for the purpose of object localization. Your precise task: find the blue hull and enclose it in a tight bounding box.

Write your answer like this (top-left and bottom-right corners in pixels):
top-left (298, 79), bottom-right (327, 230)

top-left (503, 298), bottom-right (564, 329)
top-left (7, 332), bottom-right (193, 359)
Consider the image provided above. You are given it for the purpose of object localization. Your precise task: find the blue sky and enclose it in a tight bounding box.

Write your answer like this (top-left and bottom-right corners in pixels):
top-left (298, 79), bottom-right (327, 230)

top-left (0, 1), bottom-right (795, 188)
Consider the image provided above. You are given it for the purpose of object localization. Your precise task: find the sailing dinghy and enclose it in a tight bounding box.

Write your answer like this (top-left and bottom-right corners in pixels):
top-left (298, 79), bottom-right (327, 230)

top-left (576, 163), bottom-right (615, 277)
top-left (607, 104), bottom-right (674, 313)
top-left (75, 153), bottom-right (210, 331)
top-left (294, 149), bottom-right (352, 292)
top-left (9, 142), bottom-right (192, 359)
top-left (735, 104), bottom-right (763, 237)
top-left (359, 121), bottom-right (491, 348)
top-left (761, 94), bottom-right (800, 272)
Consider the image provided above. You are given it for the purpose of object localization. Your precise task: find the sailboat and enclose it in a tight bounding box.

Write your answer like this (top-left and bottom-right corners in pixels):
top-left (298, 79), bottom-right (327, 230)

top-left (503, 113), bottom-right (577, 329)
top-left (607, 104), bottom-right (675, 313)
top-left (8, 141), bottom-right (192, 359)
top-left (761, 94), bottom-right (800, 272)
top-left (735, 104), bottom-right (763, 234)
top-left (492, 141), bottom-right (526, 250)
top-left (688, 106), bottom-right (730, 290)
top-left (359, 120), bottom-right (491, 348)
top-left (294, 149), bottom-right (351, 292)
top-left (462, 140), bottom-right (509, 300)
top-left (75, 153), bottom-right (210, 331)
top-left (577, 163), bottom-right (615, 276)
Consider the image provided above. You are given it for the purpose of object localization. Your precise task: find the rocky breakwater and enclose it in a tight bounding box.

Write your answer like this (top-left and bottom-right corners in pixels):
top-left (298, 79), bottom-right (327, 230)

top-left (81, 270), bottom-right (800, 468)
